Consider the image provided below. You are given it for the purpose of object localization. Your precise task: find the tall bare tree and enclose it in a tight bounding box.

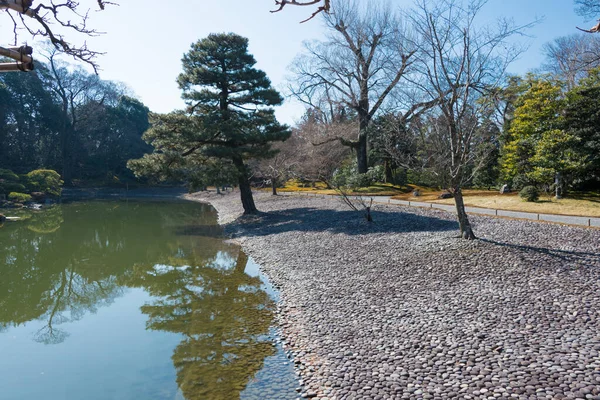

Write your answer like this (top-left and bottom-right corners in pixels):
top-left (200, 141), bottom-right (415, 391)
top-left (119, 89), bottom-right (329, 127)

top-left (0, 0), bottom-right (113, 72)
top-left (543, 34), bottom-right (600, 88)
top-left (44, 47), bottom-right (118, 184)
top-left (411, 0), bottom-right (530, 240)
top-left (290, 1), bottom-right (428, 174)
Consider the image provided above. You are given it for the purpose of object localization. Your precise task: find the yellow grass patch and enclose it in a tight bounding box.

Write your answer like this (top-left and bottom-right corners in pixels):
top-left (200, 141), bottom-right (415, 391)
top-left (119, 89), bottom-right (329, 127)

top-left (394, 190), bottom-right (600, 217)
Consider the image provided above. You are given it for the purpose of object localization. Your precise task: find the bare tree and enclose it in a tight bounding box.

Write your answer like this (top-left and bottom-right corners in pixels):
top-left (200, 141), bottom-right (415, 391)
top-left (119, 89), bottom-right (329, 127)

top-left (543, 34), bottom-right (600, 87)
top-left (44, 47), bottom-right (117, 184)
top-left (289, 110), bottom-right (354, 186)
top-left (290, 1), bottom-right (431, 174)
top-left (0, 0), bottom-right (114, 72)
top-left (250, 141), bottom-right (298, 195)
top-left (411, 0), bottom-right (530, 240)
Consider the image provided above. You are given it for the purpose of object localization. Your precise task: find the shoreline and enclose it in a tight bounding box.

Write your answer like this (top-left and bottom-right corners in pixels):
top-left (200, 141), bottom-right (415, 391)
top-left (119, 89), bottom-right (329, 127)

top-left (187, 190), bottom-right (600, 400)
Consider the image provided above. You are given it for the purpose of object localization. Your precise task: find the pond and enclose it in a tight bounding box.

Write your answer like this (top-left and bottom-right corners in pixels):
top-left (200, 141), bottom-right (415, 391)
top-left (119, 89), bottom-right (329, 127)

top-left (0, 200), bottom-right (297, 400)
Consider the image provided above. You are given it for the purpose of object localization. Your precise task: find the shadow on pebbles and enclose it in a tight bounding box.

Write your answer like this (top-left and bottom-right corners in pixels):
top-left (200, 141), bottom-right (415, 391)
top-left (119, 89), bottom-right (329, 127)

top-left (187, 191), bottom-right (600, 400)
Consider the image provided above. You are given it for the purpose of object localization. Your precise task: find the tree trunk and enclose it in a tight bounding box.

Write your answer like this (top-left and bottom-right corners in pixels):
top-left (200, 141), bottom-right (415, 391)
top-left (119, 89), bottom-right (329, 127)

top-left (356, 118), bottom-right (369, 174)
top-left (555, 171), bottom-right (562, 199)
top-left (384, 160), bottom-right (393, 183)
top-left (232, 156), bottom-right (257, 214)
top-left (453, 187), bottom-right (476, 240)
top-left (271, 178), bottom-right (277, 196)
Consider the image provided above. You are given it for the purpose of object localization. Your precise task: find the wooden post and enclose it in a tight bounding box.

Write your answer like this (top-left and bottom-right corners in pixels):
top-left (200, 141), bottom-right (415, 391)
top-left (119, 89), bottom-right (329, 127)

top-left (0, 45), bottom-right (34, 72)
top-left (0, 63), bottom-right (33, 71)
top-left (0, 46), bottom-right (34, 64)
top-left (0, 0), bottom-right (35, 17)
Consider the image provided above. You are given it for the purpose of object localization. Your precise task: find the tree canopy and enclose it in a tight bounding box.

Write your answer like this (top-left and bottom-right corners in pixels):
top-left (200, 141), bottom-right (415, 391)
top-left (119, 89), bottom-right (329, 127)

top-left (129, 33), bottom-right (290, 214)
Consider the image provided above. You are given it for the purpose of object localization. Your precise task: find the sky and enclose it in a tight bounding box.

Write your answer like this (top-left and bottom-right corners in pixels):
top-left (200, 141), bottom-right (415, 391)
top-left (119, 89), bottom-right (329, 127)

top-left (1, 0), bottom-right (592, 125)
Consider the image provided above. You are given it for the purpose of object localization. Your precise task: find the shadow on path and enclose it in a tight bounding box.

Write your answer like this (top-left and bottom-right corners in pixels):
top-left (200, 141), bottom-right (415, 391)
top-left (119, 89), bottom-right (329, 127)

top-left (480, 238), bottom-right (600, 268)
top-left (228, 207), bottom-right (459, 237)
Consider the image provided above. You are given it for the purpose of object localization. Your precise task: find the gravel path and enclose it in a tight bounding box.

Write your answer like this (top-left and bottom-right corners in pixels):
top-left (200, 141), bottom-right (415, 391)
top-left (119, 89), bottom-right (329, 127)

top-left (187, 191), bottom-right (600, 400)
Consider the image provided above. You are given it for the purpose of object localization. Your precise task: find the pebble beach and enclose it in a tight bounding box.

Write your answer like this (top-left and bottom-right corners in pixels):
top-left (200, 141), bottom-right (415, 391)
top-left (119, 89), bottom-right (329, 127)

top-left (188, 191), bottom-right (600, 400)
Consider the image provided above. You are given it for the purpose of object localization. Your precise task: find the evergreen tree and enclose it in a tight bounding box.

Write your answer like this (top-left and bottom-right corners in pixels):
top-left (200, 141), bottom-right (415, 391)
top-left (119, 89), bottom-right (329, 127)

top-left (564, 68), bottom-right (600, 188)
top-left (129, 33), bottom-right (290, 214)
top-left (501, 77), bottom-right (586, 197)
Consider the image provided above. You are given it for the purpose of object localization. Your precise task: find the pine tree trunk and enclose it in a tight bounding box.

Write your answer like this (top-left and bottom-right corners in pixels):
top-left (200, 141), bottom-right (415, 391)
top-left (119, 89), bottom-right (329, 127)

top-left (233, 156), bottom-right (257, 214)
top-left (454, 187), bottom-right (476, 240)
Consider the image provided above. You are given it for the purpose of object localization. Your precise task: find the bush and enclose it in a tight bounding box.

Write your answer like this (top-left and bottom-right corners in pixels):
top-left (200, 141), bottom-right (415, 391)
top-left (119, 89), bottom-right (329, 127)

top-left (0, 182), bottom-right (26, 195)
top-left (8, 192), bottom-right (32, 203)
top-left (0, 169), bottom-right (19, 182)
top-left (0, 168), bottom-right (23, 195)
top-left (512, 174), bottom-right (535, 191)
top-left (519, 186), bottom-right (539, 202)
top-left (25, 170), bottom-right (63, 197)
top-left (406, 169), bottom-right (444, 188)
top-left (332, 161), bottom-right (385, 189)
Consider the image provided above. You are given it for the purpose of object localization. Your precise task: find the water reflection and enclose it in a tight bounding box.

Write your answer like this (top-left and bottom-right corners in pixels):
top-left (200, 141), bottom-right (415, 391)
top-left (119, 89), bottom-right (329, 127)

top-left (125, 250), bottom-right (277, 400)
top-left (0, 201), bottom-right (286, 399)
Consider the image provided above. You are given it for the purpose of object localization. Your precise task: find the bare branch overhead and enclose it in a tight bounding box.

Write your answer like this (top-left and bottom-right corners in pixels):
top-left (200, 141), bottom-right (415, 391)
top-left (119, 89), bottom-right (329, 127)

top-left (0, 0), bottom-right (115, 73)
top-left (271, 0), bottom-right (331, 23)
top-left (576, 19), bottom-right (600, 33)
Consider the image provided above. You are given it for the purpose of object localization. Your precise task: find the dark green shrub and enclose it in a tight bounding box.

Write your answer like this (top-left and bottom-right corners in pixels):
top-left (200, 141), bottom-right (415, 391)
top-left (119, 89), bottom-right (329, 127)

top-left (25, 170), bottom-right (63, 197)
top-left (0, 169), bottom-right (19, 182)
top-left (0, 182), bottom-right (26, 195)
top-left (8, 192), bottom-right (32, 203)
top-left (332, 162), bottom-right (384, 189)
top-left (519, 186), bottom-right (539, 202)
top-left (512, 174), bottom-right (535, 191)
top-left (0, 168), bottom-right (23, 195)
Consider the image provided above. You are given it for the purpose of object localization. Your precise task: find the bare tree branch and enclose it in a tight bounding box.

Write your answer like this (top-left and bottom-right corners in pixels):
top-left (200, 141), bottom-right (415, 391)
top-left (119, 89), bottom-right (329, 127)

top-left (271, 0), bottom-right (331, 23)
top-left (0, 0), bottom-right (115, 73)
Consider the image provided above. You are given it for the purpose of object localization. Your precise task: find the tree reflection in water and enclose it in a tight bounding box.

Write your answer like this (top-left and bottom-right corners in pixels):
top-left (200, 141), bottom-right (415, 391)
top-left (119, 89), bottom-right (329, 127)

top-left (124, 248), bottom-right (277, 400)
top-left (0, 201), bottom-right (280, 399)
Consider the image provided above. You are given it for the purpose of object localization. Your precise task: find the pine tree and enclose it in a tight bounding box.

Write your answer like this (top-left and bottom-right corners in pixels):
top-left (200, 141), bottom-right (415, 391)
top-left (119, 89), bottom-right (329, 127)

top-left (564, 68), bottom-right (600, 188)
top-left (129, 33), bottom-right (290, 213)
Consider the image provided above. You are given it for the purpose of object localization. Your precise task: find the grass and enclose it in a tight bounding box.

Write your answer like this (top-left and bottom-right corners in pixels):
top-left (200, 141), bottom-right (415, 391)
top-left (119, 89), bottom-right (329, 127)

top-left (278, 180), bottom-right (600, 217)
top-left (278, 180), bottom-right (412, 196)
top-left (393, 189), bottom-right (600, 217)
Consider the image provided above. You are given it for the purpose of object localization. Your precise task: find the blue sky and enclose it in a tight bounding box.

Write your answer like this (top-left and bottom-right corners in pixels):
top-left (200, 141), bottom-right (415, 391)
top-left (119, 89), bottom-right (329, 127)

top-left (2, 0), bottom-right (591, 124)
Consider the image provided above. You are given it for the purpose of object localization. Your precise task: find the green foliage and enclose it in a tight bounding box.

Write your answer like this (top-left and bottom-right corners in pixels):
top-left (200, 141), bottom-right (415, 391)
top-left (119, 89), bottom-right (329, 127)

top-left (0, 62), bottom-right (151, 184)
top-left (8, 192), bottom-right (32, 203)
top-left (0, 169), bottom-right (18, 182)
top-left (406, 169), bottom-right (442, 188)
top-left (25, 170), bottom-right (64, 197)
top-left (473, 128), bottom-right (501, 189)
top-left (519, 186), bottom-right (540, 202)
top-left (564, 68), bottom-right (600, 187)
top-left (130, 33), bottom-right (290, 208)
top-left (512, 174), bottom-right (536, 191)
top-left (0, 182), bottom-right (26, 195)
top-left (332, 161), bottom-right (384, 189)
top-left (500, 76), bottom-right (586, 190)
top-left (0, 169), bottom-right (25, 195)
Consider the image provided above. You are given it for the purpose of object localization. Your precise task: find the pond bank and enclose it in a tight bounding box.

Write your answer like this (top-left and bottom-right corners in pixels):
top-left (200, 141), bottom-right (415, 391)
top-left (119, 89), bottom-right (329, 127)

top-left (188, 190), bottom-right (600, 400)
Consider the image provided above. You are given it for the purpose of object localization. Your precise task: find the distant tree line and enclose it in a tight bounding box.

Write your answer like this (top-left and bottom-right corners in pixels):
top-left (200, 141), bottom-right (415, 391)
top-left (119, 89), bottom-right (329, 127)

top-left (0, 56), bottom-right (151, 186)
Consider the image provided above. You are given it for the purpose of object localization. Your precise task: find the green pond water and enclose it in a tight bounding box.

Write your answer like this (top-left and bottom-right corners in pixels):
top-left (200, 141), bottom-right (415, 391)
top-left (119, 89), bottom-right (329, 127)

top-left (0, 200), bottom-right (297, 400)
